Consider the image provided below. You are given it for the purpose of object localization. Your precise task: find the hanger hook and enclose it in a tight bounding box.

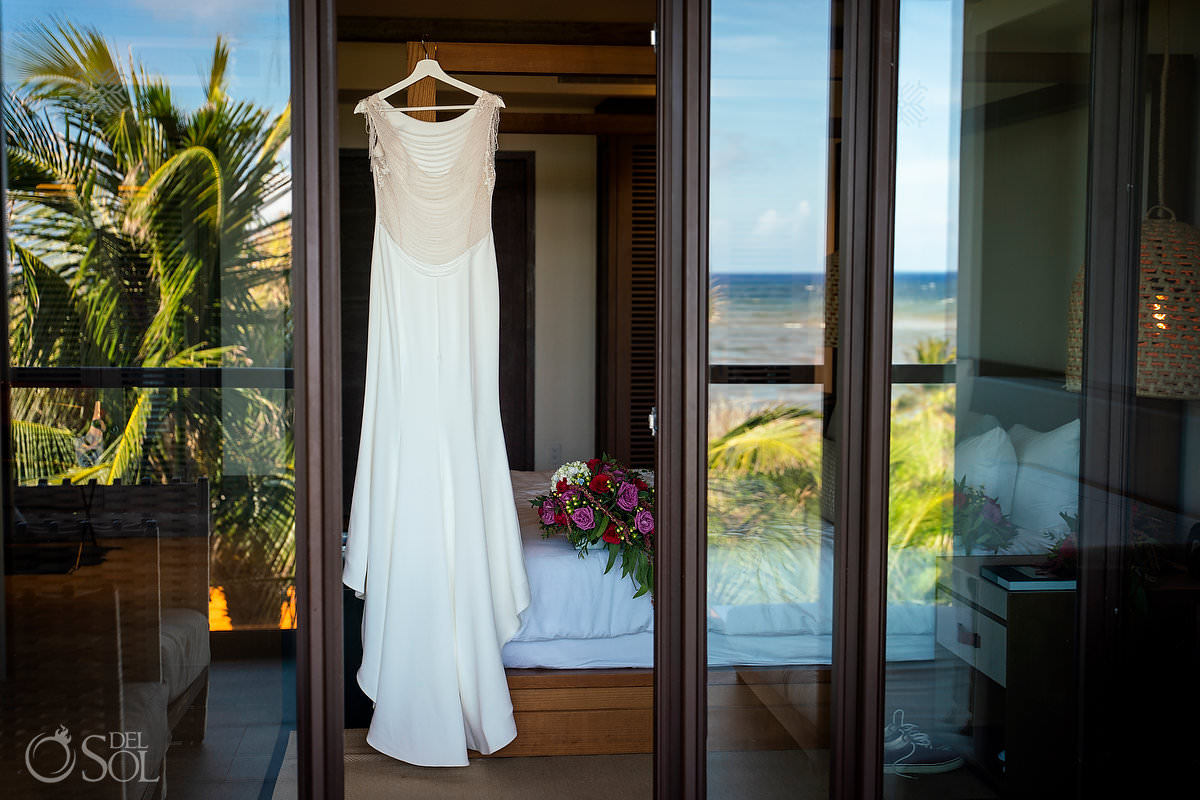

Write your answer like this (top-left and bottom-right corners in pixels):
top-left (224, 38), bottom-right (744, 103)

top-left (421, 38), bottom-right (430, 59)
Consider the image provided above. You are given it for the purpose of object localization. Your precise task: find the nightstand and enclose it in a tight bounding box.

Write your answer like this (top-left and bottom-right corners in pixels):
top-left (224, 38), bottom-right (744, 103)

top-left (935, 555), bottom-right (1075, 797)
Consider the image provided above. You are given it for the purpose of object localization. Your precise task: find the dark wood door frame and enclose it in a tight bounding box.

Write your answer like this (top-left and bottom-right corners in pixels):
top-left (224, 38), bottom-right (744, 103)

top-left (654, 1), bottom-right (709, 797)
top-left (292, 0), bottom-right (345, 798)
top-left (654, 0), bottom-right (906, 797)
top-left (1077, 1), bottom-right (1146, 794)
top-left (294, 3), bottom-right (1165, 799)
top-left (302, 0), bottom-right (903, 797)
top-left (830, 2), bottom-right (900, 798)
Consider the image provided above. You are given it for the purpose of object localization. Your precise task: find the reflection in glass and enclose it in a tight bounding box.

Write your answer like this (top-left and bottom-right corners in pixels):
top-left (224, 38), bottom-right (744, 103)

top-left (2, 2), bottom-right (296, 796)
top-left (1117, 0), bottom-right (1200, 786)
top-left (708, 0), bottom-right (837, 795)
top-left (884, 0), bottom-right (1089, 796)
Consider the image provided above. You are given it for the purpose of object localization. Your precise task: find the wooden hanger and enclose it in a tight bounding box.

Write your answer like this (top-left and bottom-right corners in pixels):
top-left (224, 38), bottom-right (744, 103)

top-left (376, 42), bottom-right (505, 113)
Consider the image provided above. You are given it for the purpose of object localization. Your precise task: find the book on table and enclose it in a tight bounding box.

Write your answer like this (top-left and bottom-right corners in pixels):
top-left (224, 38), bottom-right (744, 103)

top-left (980, 564), bottom-right (1076, 591)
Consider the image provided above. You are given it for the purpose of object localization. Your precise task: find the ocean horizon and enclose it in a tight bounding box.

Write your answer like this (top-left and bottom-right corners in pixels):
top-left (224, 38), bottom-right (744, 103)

top-left (708, 271), bottom-right (957, 412)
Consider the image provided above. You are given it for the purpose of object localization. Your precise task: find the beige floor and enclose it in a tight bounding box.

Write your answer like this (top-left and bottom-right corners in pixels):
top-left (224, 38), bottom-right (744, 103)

top-left (273, 728), bottom-right (991, 799)
top-left (272, 730), bottom-right (652, 800)
top-left (273, 730), bottom-right (841, 799)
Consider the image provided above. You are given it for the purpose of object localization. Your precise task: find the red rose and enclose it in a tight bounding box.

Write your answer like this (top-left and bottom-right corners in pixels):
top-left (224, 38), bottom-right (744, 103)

top-left (602, 523), bottom-right (620, 544)
top-left (1059, 533), bottom-right (1077, 560)
top-left (554, 511), bottom-right (569, 526)
top-left (635, 478), bottom-right (649, 491)
top-left (587, 458), bottom-right (602, 472)
top-left (556, 479), bottom-right (569, 493)
top-left (589, 473), bottom-right (613, 493)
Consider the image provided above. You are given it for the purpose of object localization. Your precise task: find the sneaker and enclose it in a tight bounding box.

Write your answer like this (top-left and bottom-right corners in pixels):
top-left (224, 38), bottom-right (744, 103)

top-left (883, 709), bottom-right (964, 775)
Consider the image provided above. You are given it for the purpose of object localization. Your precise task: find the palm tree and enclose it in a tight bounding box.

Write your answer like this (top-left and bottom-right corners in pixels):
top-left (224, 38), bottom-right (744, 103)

top-left (5, 20), bottom-right (294, 627)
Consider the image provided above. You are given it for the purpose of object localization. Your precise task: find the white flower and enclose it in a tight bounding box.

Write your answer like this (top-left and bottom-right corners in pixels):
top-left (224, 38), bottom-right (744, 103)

top-left (551, 460), bottom-right (590, 491)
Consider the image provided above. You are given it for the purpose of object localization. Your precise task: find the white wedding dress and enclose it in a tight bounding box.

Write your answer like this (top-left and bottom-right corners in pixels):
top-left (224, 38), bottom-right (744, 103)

top-left (342, 89), bottom-right (531, 766)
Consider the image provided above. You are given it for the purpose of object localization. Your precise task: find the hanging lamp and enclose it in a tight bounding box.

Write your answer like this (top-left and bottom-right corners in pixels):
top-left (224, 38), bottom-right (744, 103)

top-left (1067, 1), bottom-right (1200, 398)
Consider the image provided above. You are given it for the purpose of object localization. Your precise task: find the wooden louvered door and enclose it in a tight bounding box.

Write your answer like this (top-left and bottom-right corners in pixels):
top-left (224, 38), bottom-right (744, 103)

top-left (598, 136), bottom-right (657, 469)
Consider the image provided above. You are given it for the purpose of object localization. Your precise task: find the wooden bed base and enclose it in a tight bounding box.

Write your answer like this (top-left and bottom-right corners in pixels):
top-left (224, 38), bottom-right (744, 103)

top-left (468, 665), bottom-right (830, 758)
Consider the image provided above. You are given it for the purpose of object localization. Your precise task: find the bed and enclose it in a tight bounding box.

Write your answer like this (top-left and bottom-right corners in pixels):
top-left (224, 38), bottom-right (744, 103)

top-left (492, 470), bottom-right (936, 757)
top-left (503, 470), bottom-right (937, 671)
top-left (495, 377), bottom-right (1082, 756)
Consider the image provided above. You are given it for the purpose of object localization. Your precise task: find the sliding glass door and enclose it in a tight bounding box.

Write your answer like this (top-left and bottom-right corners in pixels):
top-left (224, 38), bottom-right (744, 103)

top-left (1, 2), bottom-right (299, 797)
top-left (877, 0), bottom-right (1200, 797)
top-left (881, 0), bottom-right (1091, 794)
top-left (664, 0), bottom-right (1200, 797)
top-left (705, 0), bottom-right (841, 794)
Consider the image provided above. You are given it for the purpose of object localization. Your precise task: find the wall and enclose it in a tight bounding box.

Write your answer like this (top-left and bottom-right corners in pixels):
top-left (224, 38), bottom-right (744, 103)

top-left (499, 134), bottom-right (598, 470)
top-left (972, 105), bottom-right (1090, 373)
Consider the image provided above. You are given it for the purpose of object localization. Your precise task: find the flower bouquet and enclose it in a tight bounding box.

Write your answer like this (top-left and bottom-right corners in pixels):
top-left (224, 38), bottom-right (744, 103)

top-left (952, 477), bottom-right (1019, 555)
top-left (530, 456), bottom-right (655, 599)
top-left (1043, 512), bottom-right (1079, 577)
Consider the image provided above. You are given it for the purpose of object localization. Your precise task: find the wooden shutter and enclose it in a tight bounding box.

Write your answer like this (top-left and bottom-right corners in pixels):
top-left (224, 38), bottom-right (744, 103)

top-left (598, 136), bottom-right (657, 469)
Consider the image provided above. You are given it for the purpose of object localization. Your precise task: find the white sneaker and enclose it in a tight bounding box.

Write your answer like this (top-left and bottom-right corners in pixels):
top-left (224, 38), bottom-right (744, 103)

top-left (882, 709), bottom-right (964, 775)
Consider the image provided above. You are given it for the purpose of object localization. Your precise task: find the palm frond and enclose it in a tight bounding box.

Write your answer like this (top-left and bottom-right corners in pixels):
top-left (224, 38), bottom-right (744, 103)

top-left (10, 419), bottom-right (78, 484)
top-left (708, 405), bottom-right (821, 474)
top-left (203, 38), bottom-right (230, 105)
top-left (102, 389), bottom-right (151, 484)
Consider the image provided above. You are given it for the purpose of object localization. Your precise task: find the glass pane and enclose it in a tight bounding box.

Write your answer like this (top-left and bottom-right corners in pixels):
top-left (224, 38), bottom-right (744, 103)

top-left (883, 0), bottom-right (1089, 795)
top-left (2, 2), bottom-right (297, 797)
top-left (1122, 0), bottom-right (1200, 783)
top-left (708, 0), bottom-right (839, 795)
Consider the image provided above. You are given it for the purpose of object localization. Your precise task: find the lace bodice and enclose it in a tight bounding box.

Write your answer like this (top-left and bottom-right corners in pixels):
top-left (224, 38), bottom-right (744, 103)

top-left (354, 91), bottom-right (502, 267)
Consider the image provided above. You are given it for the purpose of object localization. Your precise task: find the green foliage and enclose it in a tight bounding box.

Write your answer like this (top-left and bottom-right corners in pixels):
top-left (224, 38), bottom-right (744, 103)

top-left (5, 21), bottom-right (292, 372)
top-left (706, 337), bottom-right (961, 609)
top-left (952, 477), bottom-right (1019, 554)
top-left (708, 405), bottom-right (821, 476)
top-left (912, 336), bottom-right (955, 365)
top-left (10, 419), bottom-right (77, 484)
top-left (5, 21), bottom-right (294, 627)
top-left (706, 403), bottom-right (826, 606)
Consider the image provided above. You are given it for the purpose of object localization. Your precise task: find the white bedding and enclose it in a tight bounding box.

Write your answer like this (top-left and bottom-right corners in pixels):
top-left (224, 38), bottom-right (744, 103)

top-left (503, 631), bottom-right (936, 669)
top-left (508, 470), bottom-right (653, 641)
top-left (503, 470), bottom-right (939, 669)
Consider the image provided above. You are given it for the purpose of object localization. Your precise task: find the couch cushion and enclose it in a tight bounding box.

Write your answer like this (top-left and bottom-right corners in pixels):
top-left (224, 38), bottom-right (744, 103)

top-left (123, 680), bottom-right (169, 785)
top-left (159, 608), bottom-right (210, 702)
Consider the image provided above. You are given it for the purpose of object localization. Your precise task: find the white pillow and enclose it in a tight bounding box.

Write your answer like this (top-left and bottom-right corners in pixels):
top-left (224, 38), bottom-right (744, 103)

top-left (958, 411), bottom-right (1003, 442)
top-left (1007, 423), bottom-right (1043, 460)
top-left (954, 424), bottom-right (1018, 515)
top-left (1009, 419), bottom-right (1080, 535)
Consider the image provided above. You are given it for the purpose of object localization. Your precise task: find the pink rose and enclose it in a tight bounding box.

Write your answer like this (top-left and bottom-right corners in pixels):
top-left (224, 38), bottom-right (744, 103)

top-left (616, 482), bottom-right (639, 511)
top-left (571, 507), bottom-right (596, 530)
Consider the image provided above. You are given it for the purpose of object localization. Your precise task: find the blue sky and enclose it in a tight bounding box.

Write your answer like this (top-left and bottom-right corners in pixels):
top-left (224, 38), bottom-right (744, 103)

top-left (3, 0), bottom-right (960, 275)
top-left (711, 0), bottom-right (961, 274)
top-left (1, 0), bottom-right (291, 111)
